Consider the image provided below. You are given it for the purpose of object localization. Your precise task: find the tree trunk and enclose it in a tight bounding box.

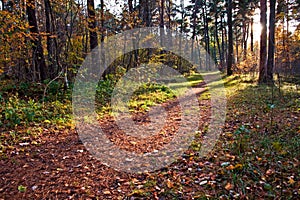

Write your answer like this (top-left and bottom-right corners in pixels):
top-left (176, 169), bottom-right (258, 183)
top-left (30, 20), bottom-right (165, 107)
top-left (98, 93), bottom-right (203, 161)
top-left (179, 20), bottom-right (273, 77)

top-left (235, 27), bottom-right (239, 64)
top-left (242, 22), bottom-right (249, 60)
top-left (285, 0), bottom-right (291, 74)
top-left (191, 0), bottom-right (199, 61)
top-left (215, 11), bottom-right (222, 69)
top-left (250, 17), bottom-right (254, 52)
top-left (100, 0), bottom-right (105, 43)
top-left (140, 0), bottom-right (152, 27)
top-left (1, 0), bottom-right (4, 10)
top-left (227, 0), bottom-right (233, 75)
top-left (166, 0), bottom-right (173, 45)
top-left (178, 0), bottom-right (184, 72)
top-left (221, 13), bottom-right (226, 70)
top-left (159, 0), bottom-right (165, 46)
top-left (128, 0), bottom-right (133, 13)
top-left (166, 0), bottom-right (172, 30)
top-left (100, 0), bottom-right (108, 77)
top-left (266, 0), bottom-right (276, 83)
top-left (258, 0), bottom-right (267, 84)
top-left (87, 0), bottom-right (98, 50)
top-left (44, 0), bottom-right (59, 78)
top-left (26, 0), bottom-right (47, 81)
top-left (202, 3), bottom-right (210, 70)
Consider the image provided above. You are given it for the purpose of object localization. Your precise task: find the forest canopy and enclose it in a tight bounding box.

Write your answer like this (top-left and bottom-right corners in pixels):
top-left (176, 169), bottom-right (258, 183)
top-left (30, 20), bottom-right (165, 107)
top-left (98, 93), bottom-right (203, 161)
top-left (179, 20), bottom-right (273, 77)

top-left (0, 0), bottom-right (299, 83)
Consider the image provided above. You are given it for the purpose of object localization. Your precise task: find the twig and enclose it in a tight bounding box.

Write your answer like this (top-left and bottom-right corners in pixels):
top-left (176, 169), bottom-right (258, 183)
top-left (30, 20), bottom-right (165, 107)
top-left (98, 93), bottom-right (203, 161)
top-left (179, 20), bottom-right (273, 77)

top-left (42, 70), bottom-right (64, 108)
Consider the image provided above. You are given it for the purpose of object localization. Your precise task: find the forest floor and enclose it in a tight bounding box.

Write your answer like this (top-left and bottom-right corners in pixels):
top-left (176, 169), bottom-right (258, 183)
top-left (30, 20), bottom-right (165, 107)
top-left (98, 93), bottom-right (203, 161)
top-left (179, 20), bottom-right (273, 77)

top-left (0, 75), bottom-right (299, 199)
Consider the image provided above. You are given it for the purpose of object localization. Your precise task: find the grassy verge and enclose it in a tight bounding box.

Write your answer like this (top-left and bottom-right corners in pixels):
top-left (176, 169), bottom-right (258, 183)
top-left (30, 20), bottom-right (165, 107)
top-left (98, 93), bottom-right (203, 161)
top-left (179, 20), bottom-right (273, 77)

top-left (125, 74), bottom-right (300, 199)
top-left (0, 80), bottom-right (73, 157)
top-left (95, 73), bottom-right (204, 115)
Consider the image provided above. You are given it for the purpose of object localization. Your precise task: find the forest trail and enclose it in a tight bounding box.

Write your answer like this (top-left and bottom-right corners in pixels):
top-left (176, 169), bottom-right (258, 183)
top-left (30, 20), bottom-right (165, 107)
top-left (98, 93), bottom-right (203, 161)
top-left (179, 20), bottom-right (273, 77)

top-left (0, 82), bottom-right (211, 199)
top-left (1, 78), bottom-right (299, 199)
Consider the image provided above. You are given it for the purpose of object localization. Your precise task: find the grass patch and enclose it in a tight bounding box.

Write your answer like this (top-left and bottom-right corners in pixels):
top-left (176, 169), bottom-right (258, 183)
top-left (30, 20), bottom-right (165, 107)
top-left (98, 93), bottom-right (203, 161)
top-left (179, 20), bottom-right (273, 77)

top-left (0, 80), bottom-right (73, 157)
top-left (127, 74), bottom-right (300, 199)
top-left (95, 73), bottom-right (206, 115)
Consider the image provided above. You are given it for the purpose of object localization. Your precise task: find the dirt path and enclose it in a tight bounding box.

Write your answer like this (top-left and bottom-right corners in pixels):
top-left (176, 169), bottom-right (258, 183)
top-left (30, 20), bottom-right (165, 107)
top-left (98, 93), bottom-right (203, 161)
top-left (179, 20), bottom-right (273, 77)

top-left (0, 83), bottom-right (210, 199)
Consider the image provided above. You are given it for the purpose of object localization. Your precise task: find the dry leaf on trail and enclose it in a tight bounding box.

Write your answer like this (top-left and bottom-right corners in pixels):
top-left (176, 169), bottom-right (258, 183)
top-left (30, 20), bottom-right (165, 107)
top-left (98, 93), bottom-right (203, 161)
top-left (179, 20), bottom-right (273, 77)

top-left (103, 190), bottom-right (111, 195)
top-left (225, 182), bottom-right (234, 191)
top-left (166, 179), bottom-right (174, 188)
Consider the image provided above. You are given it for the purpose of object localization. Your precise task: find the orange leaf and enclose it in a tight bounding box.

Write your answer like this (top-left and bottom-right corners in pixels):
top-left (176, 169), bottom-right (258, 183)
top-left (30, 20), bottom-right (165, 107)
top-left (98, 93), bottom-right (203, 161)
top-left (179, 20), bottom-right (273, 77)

top-left (226, 165), bottom-right (235, 170)
top-left (103, 190), bottom-right (111, 195)
top-left (225, 182), bottom-right (234, 190)
top-left (288, 177), bottom-right (295, 185)
top-left (166, 179), bottom-right (173, 188)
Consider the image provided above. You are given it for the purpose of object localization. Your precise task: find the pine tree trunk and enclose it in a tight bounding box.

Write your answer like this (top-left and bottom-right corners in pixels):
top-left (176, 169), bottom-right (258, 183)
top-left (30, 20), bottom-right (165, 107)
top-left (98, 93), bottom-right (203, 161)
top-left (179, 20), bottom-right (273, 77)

top-left (159, 0), bottom-right (165, 46)
top-left (227, 0), bottom-right (233, 75)
top-left (221, 14), bottom-right (226, 69)
top-left (258, 0), bottom-right (267, 84)
top-left (235, 27), bottom-right (239, 64)
top-left (250, 17), bottom-right (254, 52)
top-left (216, 11), bottom-right (222, 69)
top-left (191, 0), bottom-right (199, 61)
top-left (266, 0), bottom-right (276, 83)
top-left (202, 4), bottom-right (210, 70)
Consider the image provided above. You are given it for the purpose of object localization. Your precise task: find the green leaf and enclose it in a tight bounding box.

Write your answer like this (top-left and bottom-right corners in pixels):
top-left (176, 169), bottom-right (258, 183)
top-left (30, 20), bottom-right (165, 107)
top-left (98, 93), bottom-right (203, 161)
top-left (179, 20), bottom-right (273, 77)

top-left (18, 185), bottom-right (26, 192)
top-left (263, 183), bottom-right (272, 191)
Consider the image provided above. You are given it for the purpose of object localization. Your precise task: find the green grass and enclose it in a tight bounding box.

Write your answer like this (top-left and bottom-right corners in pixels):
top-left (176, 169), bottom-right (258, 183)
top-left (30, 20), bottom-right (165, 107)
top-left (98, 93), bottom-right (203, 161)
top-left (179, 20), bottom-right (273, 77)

top-left (96, 73), bottom-right (206, 115)
top-left (128, 83), bottom-right (176, 112)
top-left (0, 79), bottom-right (73, 157)
top-left (125, 74), bottom-right (300, 199)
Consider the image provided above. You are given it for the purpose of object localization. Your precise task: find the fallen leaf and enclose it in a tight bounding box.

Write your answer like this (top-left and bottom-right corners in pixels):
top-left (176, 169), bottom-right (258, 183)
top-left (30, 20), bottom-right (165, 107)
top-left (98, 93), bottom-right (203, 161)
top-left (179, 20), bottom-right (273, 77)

top-left (199, 180), bottom-right (208, 186)
top-left (256, 156), bottom-right (262, 161)
top-left (288, 177), bottom-right (295, 185)
top-left (221, 162), bottom-right (230, 167)
top-left (166, 179), bottom-right (173, 188)
top-left (103, 190), bottom-right (111, 195)
top-left (266, 169), bottom-right (275, 176)
top-left (31, 185), bottom-right (38, 191)
top-left (19, 142), bottom-right (29, 146)
top-left (234, 163), bottom-right (243, 170)
top-left (226, 165), bottom-right (235, 170)
top-left (225, 182), bottom-right (234, 190)
top-left (18, 185), bottom-right (26, 192)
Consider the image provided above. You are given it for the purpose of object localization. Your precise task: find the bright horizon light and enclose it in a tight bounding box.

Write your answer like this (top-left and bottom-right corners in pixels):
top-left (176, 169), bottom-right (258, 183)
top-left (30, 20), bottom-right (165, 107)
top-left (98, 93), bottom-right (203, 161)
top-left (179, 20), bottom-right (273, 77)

top-left (93, 0), bottom-right (297, 42)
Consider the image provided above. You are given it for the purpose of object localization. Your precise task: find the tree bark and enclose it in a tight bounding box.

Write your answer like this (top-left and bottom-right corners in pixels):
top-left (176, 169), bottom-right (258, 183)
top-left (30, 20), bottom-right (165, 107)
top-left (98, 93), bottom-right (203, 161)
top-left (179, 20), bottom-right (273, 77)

top-left (242, 21), bottom-right (249, 60)
top-left (258, 0), bottom-right (267, 84)
top-left (221, 13), bottom-right (226, 70)
top-left (202, 3), bottom-right (210, 70)
top-left (215, 10), bottom-right (222, 69)
top-left (26, 0), bottom-right (47, 81)
top-left (128, 0), bottom-right (133, 13)
top-left (235, 27), bottom-right (239, 64)
top-left (191, 0), bottom-right (199, 61)
top-left (227, 0), bottom-right (233, 75)
top-left (266, 0), bottom-right (276, 83)
top-left (159, 0), bottom-right (165, 46)
top-left (100, 0), bottom-right (105, 43)
top-left (140, 0), bottom-right (152, 27)
top-left (250, 17), bottom-right (254, 52)
top-left (87, 0), bottom-right (98, 50)
top-left (44, 0), bottom-right (59, 78)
